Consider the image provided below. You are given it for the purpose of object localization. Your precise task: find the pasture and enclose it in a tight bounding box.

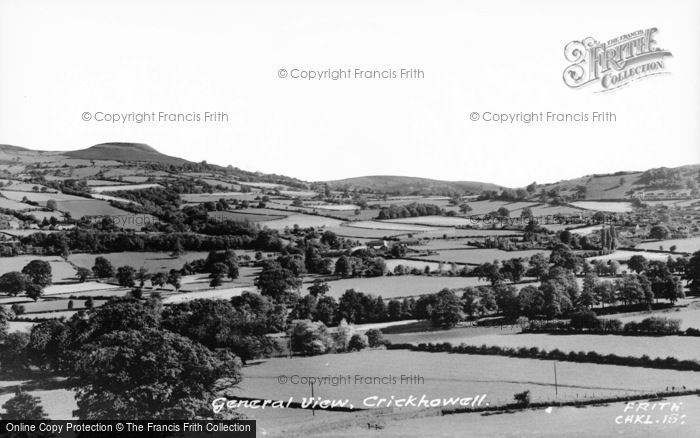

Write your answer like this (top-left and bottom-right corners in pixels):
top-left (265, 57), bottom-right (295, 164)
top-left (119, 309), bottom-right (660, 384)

top-left (309, 276), bottom-right (491, 299)
top-left (441, 332), bottom-right (700, 362)
top-left (0, 255), bottom-right (76, 281)
top-left (239, 350), bottom-right (700, 410)
top-left (68, 251), bottom-right (211, 273)
top-left (587, 250), bottom-right (678, 263)
top-left (413, 249), bottom-right (550, 265)
top-left (570, 201), bottom-right (633, 213)
top-left (635, 237), bottom-right (700, 254)
top-left (330, 395), bottom-right (700, 438)
top-left (259, 214), bottom-right (344, 230)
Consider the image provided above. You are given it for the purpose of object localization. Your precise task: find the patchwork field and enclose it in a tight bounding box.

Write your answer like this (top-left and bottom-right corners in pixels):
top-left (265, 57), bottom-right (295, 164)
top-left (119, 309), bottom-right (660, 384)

top-left (346, 221), bottom-right (438, 232)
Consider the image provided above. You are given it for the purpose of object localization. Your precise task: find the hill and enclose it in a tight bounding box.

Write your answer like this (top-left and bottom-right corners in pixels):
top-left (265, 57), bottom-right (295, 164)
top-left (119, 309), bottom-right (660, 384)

top-left (324, 175), bottom-right (502, 196)
top-left (64, 143), bottom-right (191, 165)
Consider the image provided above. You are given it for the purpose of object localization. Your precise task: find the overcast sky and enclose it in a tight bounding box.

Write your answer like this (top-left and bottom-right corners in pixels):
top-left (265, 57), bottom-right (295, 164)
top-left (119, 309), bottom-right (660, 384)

top-left (1, 0), bottom-right (698, 187)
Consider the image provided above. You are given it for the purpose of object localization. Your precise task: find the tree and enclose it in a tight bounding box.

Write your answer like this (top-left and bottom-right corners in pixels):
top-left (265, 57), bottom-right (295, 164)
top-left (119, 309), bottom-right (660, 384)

top-left (365, 329), bottom-right (385, 348)
top-left (22, 260), bottom-right (52, 288)
top-left (686, 250), bottom-right (700, 294)
top-left (628, 255), bottom-right (648, 274)
top-left (0, 332), bottom-right (30, 372)
top-left (649, 225), bottom-right (670, 240)
top-left (116, 266), bottom-right (136, 288)
top-left (255, 261), bottom-right (302, 303)
top-left (290, 321), bottom-right (331, 356)
top-left (25, 282), bottom-right (43, 301)
top-left (76, 267), bottom-right (92, 283)
top-left (0, 272), bottom-right (28, 296)
top-left (151, 272), bottom-right (167, 288)
top-left (71, 329), bottom-right (241, 419)
top-left (1, 390), bottom-right (47, 420)
top-left (135, 267), bottom-right (150, 288)
top-left (308, 279), bottom-right (330, 297)
top-left (429, 289), bottom-right (462, 329)
top-left (167, 269), bottom-right (182, 291)
top-left (46, 199), bottom-right (58, 211)
top-left (549, 244), bottom-right (581, 272)
top-left (28, 319), bottom-right (70, 371)
top-left (170, 238), bottom-right (184, 258)
top-left (347, 334), bottom-right (367, 351)
top-left (518, 286), bottom-right (544, 318)
top-left (92, 256), bottom-right (115, 279)
top-left (513, 390), bottom-right (531, 407)
top-left (313, 296), bottom-right (338, 326)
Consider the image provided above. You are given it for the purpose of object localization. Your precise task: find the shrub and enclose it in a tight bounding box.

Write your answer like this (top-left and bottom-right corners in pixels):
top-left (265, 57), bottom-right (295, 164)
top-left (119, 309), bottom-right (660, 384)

top-left (513, 390), bottom-right (531, 407)
top-left (348, 334), bottom-right (368, 351)
top-left (365, 329), bottom-right (385, 348)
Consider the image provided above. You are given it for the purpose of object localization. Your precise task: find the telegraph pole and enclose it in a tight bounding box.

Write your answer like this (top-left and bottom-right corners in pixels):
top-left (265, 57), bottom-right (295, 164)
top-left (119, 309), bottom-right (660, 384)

top-left (553, 362), bottom-right (558, 398)
top-left (311, 382), bottom-right (315, 416)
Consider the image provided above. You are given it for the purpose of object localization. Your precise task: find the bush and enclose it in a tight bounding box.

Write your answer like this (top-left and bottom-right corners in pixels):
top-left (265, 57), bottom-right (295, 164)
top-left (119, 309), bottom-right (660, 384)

top-left (348, 334), bottom-right (368, 351)
top-left (365, 329), bottom-right (385, 348)
top-left (513, 390), bottom-right (531, 407)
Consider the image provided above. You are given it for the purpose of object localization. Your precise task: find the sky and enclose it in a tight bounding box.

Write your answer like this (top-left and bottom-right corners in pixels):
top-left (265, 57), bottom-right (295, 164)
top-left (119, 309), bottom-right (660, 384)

top-left (0, 0), bottom-right (699, 187)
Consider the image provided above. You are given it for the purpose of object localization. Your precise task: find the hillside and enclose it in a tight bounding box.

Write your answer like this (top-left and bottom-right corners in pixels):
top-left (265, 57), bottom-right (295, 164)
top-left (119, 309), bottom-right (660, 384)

top-left (540, 165), bottom-right (700, 200)
top-left (64, 143), bottom-right (191, 165)
top-left (324, 175), bottom-right (503, 196)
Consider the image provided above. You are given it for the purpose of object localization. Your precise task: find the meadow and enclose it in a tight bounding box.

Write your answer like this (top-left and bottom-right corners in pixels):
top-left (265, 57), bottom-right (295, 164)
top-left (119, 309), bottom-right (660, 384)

top-left (0, 255), bottom-right (76, 280)
top-left (238, 350), bottom-right (700, 410)
top-left (325, 395), bottom-right (700, 438)
top-left (68, 251), bottom-right (211, 273)
top-left (413, 249), bottom-right (550, 265)
top-left (259, 214), bottom-right (344, 230)
top-left (309, 276), bottom-right (491, 299)
top-left (570, 201), bottom-right (633, 213)
top-left (604, 307), bottom-right (700, 331)
top-left (417, 332), bottom-right (700, 362)
top-left (635, 237), bottom-right (700, 254)
top-left (586, 250), bottom-right (677, 262)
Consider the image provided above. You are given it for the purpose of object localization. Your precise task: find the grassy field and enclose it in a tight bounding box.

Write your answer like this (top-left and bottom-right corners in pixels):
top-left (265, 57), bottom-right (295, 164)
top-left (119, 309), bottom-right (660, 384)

top-left (21, 298), bottom-right (109, 314)
top-left (0, 197), bottom-right (34, 210)
top-left (162, 286), bottom-right (251, 304)
top-left (428, 332), bottom-right (700, 362)
top-left (636, 237), bottom-right (700, 254)
top-left (323, 226), bottom-right (409, 239)
top-left (68, 251), bottom-right (212, 273)
top-left (570, 201), bottom-right (633, 213)
top-left (316, 394), bottom-right (700, 438)
top-left (413, 249), bottom-right (550, 265)
top-left (344, 221), bottom-right (438, 231)
top-left (408, 239), bottom-right (477, 251)
top-left (310, 276), bottom-right (491, 299)
top-left (0, 380), bottom-right (76, 419)
top-left (384, 259), bottom-right (463, 273)
top-left (238, 350), bottom-right (700, 411)
top-left (0, 255), bottom-right (76, 281)
top-left (587, 250), bottom-right (678, 262)
top-left (259, 214), bottom-right (344, 230)
top-left (604, 306), bottom-right (700, 331)
top-left (42, 282), bottom-right (122, 296)
top-left (209, 210), bottom-right (287, 222)
top-left (383, 216), bottom-right (476, 227)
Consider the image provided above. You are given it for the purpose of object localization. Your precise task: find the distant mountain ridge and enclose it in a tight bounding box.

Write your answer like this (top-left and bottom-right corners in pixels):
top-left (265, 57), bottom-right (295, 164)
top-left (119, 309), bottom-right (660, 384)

top-left (324, 175), bottom-right (503, 196)
top-left (64, 142), bottom-right (191, 165)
